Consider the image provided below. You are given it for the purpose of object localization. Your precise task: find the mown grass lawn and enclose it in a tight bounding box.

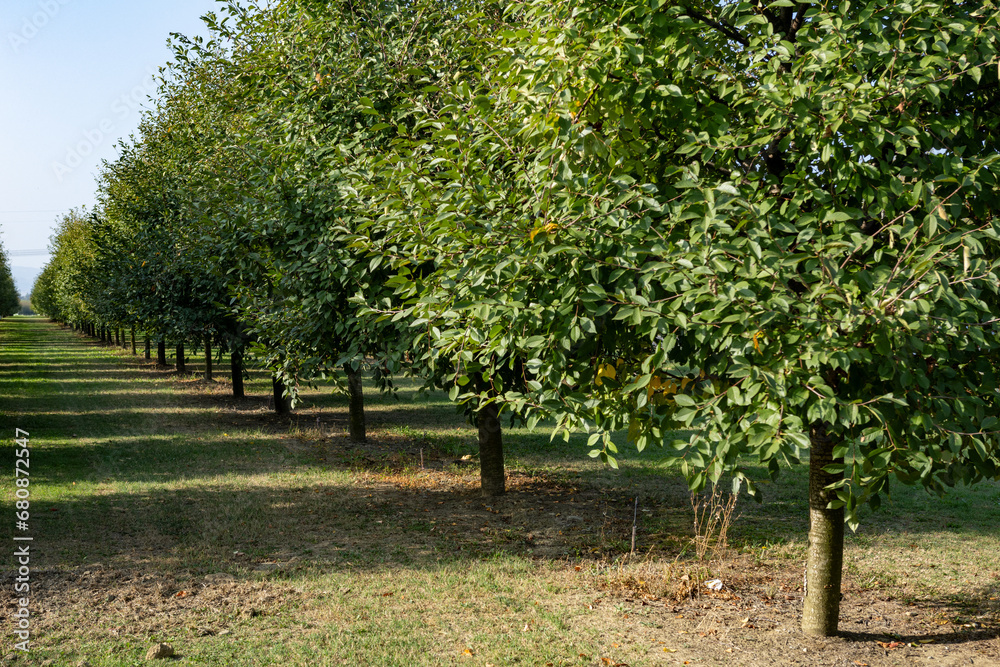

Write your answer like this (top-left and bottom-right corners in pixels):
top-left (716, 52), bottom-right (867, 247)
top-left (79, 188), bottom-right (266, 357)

top-left (1, 317), bottom-right (998, 666)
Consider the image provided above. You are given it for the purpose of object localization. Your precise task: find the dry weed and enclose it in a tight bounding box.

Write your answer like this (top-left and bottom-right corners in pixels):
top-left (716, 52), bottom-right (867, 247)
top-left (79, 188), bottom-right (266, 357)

top-left (690, 486), bottom-right (739, 565)
top-left (595, 557), bottom-right (714, 602)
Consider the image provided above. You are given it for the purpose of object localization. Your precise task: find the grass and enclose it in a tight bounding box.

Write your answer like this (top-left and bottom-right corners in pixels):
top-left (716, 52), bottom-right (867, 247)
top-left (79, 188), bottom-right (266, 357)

top-left (1, 316), bottom-right (999, 666)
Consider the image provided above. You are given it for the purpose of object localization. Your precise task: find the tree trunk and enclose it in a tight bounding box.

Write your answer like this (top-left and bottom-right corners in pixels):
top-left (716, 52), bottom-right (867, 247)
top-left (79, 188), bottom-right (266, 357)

top-left (114, 329), bottom-right (120, 346)
top-left (157, 340), bottom-right (167, 366)
top-left (272, 375), bottom-right (292, 414)
top-left (131, 328), bottom-right (136, 355)
top-left (478, 400), bottom-right (505, 496)
top-left (176, 343), bottom-right (186, 373)
top-left (145, 336), bottom-right (151, 360)
top-left (231, 348), bottom-right (245, 398)
top-left (802, 423), bottom-right (845, 636)
top-left (204, 336), bottom-right (213, 382)
top-left (345, 363), bottom-right (366, 442)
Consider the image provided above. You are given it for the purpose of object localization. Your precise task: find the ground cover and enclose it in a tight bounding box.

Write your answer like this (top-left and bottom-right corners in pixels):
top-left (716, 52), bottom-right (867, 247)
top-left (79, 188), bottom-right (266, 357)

top-left (0, 317), bottom-right (998, 666)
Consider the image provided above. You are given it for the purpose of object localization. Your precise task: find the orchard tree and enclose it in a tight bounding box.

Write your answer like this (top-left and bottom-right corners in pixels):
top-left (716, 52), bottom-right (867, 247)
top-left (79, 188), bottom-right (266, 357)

top-left (31, 209), bottom-right (97, 327)
top-left (0, 248), bottom-right (19, 317)
top-left (169, 0), bottom-right (499, 434)
top-left (369, 0), bottom-right (1000, 635)
top-left (96, 85), bottom-right (243, 385)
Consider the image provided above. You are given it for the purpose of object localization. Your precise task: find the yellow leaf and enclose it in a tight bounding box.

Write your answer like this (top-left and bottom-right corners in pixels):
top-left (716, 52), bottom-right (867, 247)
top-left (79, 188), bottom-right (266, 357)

top-left (529, 222), bottom-right (560, 241)
top-left (463, 648), bottom-right (474, 656)
top-left (595, 363), bottom-right (617, 386)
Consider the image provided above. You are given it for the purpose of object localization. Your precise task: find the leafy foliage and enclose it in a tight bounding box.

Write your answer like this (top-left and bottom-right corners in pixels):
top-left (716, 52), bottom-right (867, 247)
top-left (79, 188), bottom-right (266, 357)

top-left (362, 0), bottom-right (1000, 525)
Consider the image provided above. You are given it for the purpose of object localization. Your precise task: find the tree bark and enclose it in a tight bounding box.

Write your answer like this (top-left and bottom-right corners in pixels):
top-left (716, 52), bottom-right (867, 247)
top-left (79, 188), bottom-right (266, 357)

top-left (176, 343), bottom-right (186, 373)
top-left (231, 348), bottom-right (245, 398)
top-left (145, 336), bottom-right (151, 360)
top-left (345, 363), bottom-right (366, 442)
top-left (272, 375), bottom-right (292, 414)
top-left (131, 328), bottom-right (136, 355)
top-left (157, 340), bottom-right (167, 365)
top-left (802, 423), bottom-right (845, 636)
top-left (478, 400), bottom-right (505, 496)
top-left (204, 336), bottom-right (213, 382)
top-left (114, 329), bottom-right (120, 346)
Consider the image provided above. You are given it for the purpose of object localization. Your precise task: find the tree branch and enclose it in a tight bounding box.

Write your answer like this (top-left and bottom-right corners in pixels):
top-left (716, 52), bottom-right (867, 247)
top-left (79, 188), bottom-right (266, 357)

top-left (788, 4), bottom-right (809, 42)
top-left (680, 6), bottom-right (749, 47)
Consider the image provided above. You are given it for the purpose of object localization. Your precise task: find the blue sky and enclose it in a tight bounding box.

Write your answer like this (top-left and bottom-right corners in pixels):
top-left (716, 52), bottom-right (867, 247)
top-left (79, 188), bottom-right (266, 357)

top-left (1, 0), bottom-right (220, 292)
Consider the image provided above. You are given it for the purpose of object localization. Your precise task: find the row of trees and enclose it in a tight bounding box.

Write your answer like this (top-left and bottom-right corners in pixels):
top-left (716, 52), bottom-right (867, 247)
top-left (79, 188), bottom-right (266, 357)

top-left (0, 246), bottom-right (21, 319)
top-left (32, 0), bottom-right (1000, 636)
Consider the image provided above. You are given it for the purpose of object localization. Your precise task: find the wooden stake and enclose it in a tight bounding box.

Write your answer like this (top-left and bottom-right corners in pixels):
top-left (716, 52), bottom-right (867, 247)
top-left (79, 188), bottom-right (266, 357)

top-left (631, 496), bottom-right (639, 554)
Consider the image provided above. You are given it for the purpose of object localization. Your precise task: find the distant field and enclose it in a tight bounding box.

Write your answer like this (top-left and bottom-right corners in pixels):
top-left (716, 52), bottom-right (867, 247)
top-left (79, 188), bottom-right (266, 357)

top-left (1, 317), bottom-right (997, 666)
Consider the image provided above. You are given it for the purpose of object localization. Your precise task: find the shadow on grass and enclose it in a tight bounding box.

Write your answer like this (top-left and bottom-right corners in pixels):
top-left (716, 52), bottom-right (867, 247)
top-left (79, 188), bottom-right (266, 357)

top-left (16, 464), bottom-right (648, 573)
top-left (2, 317), bottom-right (1000, 658)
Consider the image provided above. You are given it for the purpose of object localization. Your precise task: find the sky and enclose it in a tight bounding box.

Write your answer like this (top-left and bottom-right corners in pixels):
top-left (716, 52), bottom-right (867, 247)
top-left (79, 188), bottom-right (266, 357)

top-left (1, 0), bottom-right (220, 294)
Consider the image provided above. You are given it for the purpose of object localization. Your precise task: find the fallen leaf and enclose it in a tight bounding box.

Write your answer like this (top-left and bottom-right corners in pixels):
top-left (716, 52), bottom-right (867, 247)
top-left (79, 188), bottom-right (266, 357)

top-left (175, 591), bottom-right (189, 598)
top-left (853, 662), bottom-right (869, 666)
top-left (877, 641), bottom-right (903, 650)
top-left (663, 648), bottom-right (677, 653)
top-left (463, 648), bottom-right (474, 657)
